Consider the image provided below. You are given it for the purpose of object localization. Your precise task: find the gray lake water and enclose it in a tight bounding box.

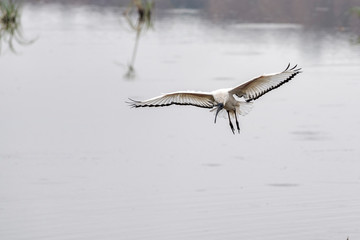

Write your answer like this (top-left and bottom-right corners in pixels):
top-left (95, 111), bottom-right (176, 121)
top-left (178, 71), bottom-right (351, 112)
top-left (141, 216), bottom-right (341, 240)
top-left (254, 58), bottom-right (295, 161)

top-left (1, 4), bottom-right (360, 240)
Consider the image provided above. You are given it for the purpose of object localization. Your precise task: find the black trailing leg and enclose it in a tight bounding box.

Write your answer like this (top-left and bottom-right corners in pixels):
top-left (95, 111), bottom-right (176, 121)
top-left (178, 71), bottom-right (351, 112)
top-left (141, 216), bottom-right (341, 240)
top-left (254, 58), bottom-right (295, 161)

top-left (234, 111), bottom-right (240, 134)
top-left (227, 111), bottom-right (235, 134)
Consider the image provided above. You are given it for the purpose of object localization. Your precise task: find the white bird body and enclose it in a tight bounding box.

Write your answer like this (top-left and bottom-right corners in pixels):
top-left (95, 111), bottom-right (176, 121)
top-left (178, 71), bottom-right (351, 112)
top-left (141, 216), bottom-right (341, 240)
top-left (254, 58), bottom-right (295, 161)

top-left (212, 88), bottom-right (232, 106)
top-left (128, 64), bottom-right (301, 134)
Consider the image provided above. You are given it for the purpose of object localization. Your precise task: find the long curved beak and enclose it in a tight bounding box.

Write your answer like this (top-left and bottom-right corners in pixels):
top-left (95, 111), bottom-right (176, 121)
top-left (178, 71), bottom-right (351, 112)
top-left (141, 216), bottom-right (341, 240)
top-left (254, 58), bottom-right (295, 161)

top-left (214, 103), bottom-right (224, 123)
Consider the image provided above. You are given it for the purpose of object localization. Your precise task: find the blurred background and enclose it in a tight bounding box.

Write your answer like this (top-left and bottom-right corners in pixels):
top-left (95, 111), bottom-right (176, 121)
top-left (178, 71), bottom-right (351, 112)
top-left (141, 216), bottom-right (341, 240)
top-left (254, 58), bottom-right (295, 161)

top-left (1, 1), bottom-right (360, 240)
top-left (24, 0), bottom-right (360, 29)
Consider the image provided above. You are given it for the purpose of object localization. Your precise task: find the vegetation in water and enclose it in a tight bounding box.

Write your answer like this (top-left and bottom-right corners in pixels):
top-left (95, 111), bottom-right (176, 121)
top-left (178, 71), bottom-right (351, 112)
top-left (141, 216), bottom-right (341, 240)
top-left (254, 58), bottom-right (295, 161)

top-left (350, 6), bottom-right (360, 43)
top-left (123, 0), bottom-right (154, 79)
top-left (350, 6), bottom-right (360, 18)
top-left (0, 0), bottom-right (34, 54)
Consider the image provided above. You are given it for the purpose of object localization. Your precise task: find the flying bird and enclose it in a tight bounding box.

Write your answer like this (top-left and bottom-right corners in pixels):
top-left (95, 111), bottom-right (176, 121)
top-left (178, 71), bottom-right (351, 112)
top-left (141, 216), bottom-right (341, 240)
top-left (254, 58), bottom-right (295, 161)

top-left (128, 64), bottom-right (301, 134)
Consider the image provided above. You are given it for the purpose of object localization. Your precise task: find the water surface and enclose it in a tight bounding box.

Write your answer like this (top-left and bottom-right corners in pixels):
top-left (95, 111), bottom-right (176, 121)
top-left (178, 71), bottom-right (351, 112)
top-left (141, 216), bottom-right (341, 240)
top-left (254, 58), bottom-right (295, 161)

top-left (1, 4), bottom-right (360, 240)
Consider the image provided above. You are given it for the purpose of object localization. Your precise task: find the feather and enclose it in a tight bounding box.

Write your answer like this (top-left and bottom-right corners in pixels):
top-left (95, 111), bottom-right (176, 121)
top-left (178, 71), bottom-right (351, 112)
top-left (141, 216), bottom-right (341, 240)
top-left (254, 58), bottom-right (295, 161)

top-left (229, 64), bottom-right (301, 102)
top-left (128, 91), bottom-right (216, 109)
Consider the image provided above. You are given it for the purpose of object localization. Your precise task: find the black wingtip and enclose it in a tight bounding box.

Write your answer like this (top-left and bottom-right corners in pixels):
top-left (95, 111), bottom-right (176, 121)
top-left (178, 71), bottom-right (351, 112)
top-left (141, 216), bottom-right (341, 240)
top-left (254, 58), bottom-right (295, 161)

top-left (127, 98), bottom-right (138, 102)
top-left (290, 64), bottom-right (298, 70)
top-left (284, 63), bottom-right (291, 71)
top-left (284, 63), bottom-right (302, 73)
top-left (126, 98), bottom-right (140, 108)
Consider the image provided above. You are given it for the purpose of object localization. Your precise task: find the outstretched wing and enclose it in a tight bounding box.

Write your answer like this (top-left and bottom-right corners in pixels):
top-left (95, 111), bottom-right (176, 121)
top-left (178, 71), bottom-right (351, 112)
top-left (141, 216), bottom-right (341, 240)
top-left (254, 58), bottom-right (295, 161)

top-left (229, 64), bottom-right (302, 102)
top-left (128, 91), bottom-right (216, 109)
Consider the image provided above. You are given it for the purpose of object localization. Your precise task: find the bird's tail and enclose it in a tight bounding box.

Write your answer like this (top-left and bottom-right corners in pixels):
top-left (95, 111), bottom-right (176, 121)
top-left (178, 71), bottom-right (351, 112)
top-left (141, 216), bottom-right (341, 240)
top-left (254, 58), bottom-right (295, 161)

top-left (236, 101), bottom-right (253, 116)
top-left (210, 102), bottom-right (253, 119)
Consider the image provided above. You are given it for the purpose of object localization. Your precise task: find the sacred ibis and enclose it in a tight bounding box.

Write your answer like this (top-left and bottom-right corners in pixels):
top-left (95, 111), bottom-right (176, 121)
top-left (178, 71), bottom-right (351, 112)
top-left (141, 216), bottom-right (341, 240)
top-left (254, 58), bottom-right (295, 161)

top-left (128, 64), bottom-right (301, 134)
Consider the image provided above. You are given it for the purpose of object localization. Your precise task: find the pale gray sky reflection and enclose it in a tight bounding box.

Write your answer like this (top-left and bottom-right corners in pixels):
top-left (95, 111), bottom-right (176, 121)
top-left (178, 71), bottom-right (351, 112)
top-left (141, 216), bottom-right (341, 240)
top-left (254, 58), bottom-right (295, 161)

top-left (1, 3), bottom-right (360, 240)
